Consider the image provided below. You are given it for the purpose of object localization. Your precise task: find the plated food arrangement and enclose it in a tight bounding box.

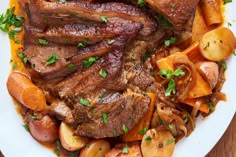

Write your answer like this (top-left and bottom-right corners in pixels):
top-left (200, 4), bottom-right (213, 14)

top-left (0, 0), bottom-right (235, 157)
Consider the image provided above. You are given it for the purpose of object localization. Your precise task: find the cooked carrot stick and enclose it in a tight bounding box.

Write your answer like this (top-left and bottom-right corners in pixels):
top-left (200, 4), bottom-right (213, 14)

top-left (7, 71), bottom-right (47, 111)
top-left (122, 93), bottom-right (156, 142)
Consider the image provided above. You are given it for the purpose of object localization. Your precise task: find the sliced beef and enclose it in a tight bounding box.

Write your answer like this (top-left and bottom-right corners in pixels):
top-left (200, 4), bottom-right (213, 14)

top-left (24, 45), bottom-right (81, 80)
top-left (144, 0), bottom-right (199, 31)
top-left (25, 19), bottom-right (142, 45)
top-left (26, 0), bottom-right (156, 35)
top-left (73, 89), bottom-right (150, 138)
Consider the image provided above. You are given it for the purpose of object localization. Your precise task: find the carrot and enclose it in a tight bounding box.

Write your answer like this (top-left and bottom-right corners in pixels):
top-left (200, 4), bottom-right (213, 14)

top-left (181, 98), bottom-right (210, 113)
top-left (122, 93), bottom-right (156, 142)
top-left (188, 72), bottom-right (212, 98)
top-left (7, 71), bottom-right (48, 111)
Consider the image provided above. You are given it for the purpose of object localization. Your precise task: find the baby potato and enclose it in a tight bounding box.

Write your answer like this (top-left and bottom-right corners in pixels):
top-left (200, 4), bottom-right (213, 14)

top-left (141, 129), bottom-right (175, 157)
top-left (105, 142), bottom-right (142, 157)
top-left (195, 61), bottom-right (219, 89)
top-left (79, 139), bottom-right (110, 157)
top-left (28, 115), bottom-right (58, 143)
top-left (199, 27), bottom-right (236, 61)
top-left (59, 122), bottom-right (89, 151)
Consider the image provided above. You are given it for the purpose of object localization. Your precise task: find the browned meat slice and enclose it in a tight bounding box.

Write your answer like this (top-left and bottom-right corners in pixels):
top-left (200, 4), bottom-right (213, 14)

top-left (26, 0), bottom-right (156, 35)
top-left (52, 49), bottom-right (124, 103)
top-left (145, 0), bottom-right (200, 31)
top-left (24, 45), bottom-right (80, 80)
top-left (25, 19), bottom-right (142, 45)
top-left (73, 89), bottom-right (150, 138)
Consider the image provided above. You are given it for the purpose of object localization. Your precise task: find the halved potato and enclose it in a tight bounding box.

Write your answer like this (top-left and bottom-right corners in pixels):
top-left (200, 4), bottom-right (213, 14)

top-left (59, 122), bottom-right (89, 151)
top-left (199, 27), bottom-right (236, 61)
top-left (105, 142), bottom-right (142, 157)
top-left (79, 139), bottom-right (110, 157)
top-left (141, 129), bottom-right (175, 157)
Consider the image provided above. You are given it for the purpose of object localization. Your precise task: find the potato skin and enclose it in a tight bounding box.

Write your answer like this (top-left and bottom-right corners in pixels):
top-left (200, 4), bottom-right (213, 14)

top-left (79, 139), bottom-right (110, 157)
top-left (28, 115), bottom-right (58, 143)
top-left (59, 122), bottom-right (89, 151)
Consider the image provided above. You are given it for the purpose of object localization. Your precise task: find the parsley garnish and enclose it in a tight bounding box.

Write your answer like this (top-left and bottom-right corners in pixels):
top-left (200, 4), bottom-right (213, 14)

top-left (145, 136), bottom-right (152, 141)
top-left (83, 56), bottom-right (98, 68)
top-left (158, 69), bottom-right (185, 96)
top-left (122, 147), bottom-right (129, 154)
top-left (206, 102), bottom-right (214, 111)
top-left (22, 124), bottom-right (29, 132)
top-left (99, 92), bottom-right (105, 103)
top-left (122, 124), bottom-right (129, 134)
top-left (79, 98), bottom-right (90, 106)
top-left (164, 37), bottom-right (178, 47)
top-left (138, 127), bottom-right (147, 134)
top-left (165, 138), bottom-right (176, 146)
top-left (218, 61), bottom-right (227, 70)
top-left (107, 39), bottom-right (116, 45)
top-left (100, 16), bottom-right (108, 23)
top-left (55, 140), bottom-right (61, 157)
top-left (67, 63), bottom-right (75, 68)
top-left (99, 69), bottom-right (108, 78)
top-left (31, 115), bottom-right (38, 119)
top-left (0, 7), bottom-right (24, 41)
top-left (17, 52), bottom-right (28, 66)
top-left (78, 38), bottom-right (89, 48)
top-left (46, 54), bottom-right (59, 65)
top-left (233, 50), bottom-right (236, 56)
top-left (102, 113), bottom-right (108, 124)
top-left (38, 39), bottom-right (48, 45)
top-left (113, 129), bottom-right (117, 137)
top-left (223, 0), bottom-right (232, 4)
top-left (137, 0), bottom-right (146, 7)
top-left (12, 62), bottom-right (17, 69)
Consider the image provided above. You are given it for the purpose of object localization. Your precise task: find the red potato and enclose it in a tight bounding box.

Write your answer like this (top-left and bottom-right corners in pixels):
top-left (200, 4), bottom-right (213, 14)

top-left (79, 140), bottom-right (110, 157)
top-left (7, 71), bottom-right (48, 111)
top-left (59, 122), bottom-right (89, 151)
top-left (195, 61), bottom-right (219, 89)
top-left (28, 115), bottom-right (58, 143)
top-left (199, 27), bottom-right (236, 61)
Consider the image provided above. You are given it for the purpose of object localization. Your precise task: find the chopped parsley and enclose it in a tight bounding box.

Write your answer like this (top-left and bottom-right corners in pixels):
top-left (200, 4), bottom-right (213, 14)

top-left (102, 113), bottom-right (108, 124)
top-left (22, 124), bottom-right (29, 132)
top-left (206, 102), bottom-right (215, 111)
top-left (131, 54), bottom-right (136, 60)
top-left (79, 98), bottom-right (90, 106)
top-left (158, 69), bottom-right (185, 96)
top-left (0, 7), bottom-right (24, 41)
top-left (143, 53), bottom-right (150, 61)
top-left (184, 114), bottom-right (190, 123)
top-left (145, 135), bottom-right (152, 141)
top-left (156, 13), bottom-right (172, 30)
top-left (218, 61), bottom-right (227, 70)
top-left (83, 56), bottom-right (98, 68)
top-left (38, 39), bottom-right (48, 45)
top-left (31, 115), bottom-right (38, 119)
top-left (46, 54), bottom-right (59, 65)
top-left (223, 0), bottom-right (232, 4)
top-left (99, 69), bottom-right (108, 78)
top-left (100, 16), bottom-right (108, 23)
top-left (164, 37), bottom-right (178, 47)
top-left (99, 92), bottom-right (105, 103)
top-left (113, 129), bottom-right (117, 137)
top-left (122, 147), bottom-right (129, 154)
top-left (138, 127), bottom-right (147, 134)
top-left (55, 140), bottom-right (61, 157)
top-left (67, 63), bottom-right (75, 68)
top-left (165, 138), bottom-right (176, 146)
top-left (137, 0), bottom-right (146, 7)
top-left (157, 115), bottom-right (164, 125)
top-left (107, 39), bottom-right (116, 45)
top-left (122, 124), bottom-right (129, 134)
top-left (17, 52), bottom-right (28, 66)
top-left (78, 38), bottom-right (89, 48)
top-left (233, 50), bottom-right (236, 56)
top-left (12, 62), bottom-right (17, 69)
top-left (59, 0), bottom-right (67, 2)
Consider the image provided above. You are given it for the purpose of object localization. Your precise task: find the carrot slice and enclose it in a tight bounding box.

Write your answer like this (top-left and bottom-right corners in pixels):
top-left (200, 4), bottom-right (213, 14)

top-left (181, 98), bottom-right (210, 113)
top-left (122, 93), bottom-right (156, 142)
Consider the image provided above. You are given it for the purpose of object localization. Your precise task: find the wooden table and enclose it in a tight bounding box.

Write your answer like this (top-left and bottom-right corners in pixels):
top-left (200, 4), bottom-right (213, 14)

top-left (0, 114), bottom-right (235, 157)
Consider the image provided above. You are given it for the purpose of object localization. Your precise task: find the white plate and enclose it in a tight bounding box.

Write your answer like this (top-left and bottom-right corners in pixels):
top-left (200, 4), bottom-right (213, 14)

top-left (0, 1), bottom-right (235, 157)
